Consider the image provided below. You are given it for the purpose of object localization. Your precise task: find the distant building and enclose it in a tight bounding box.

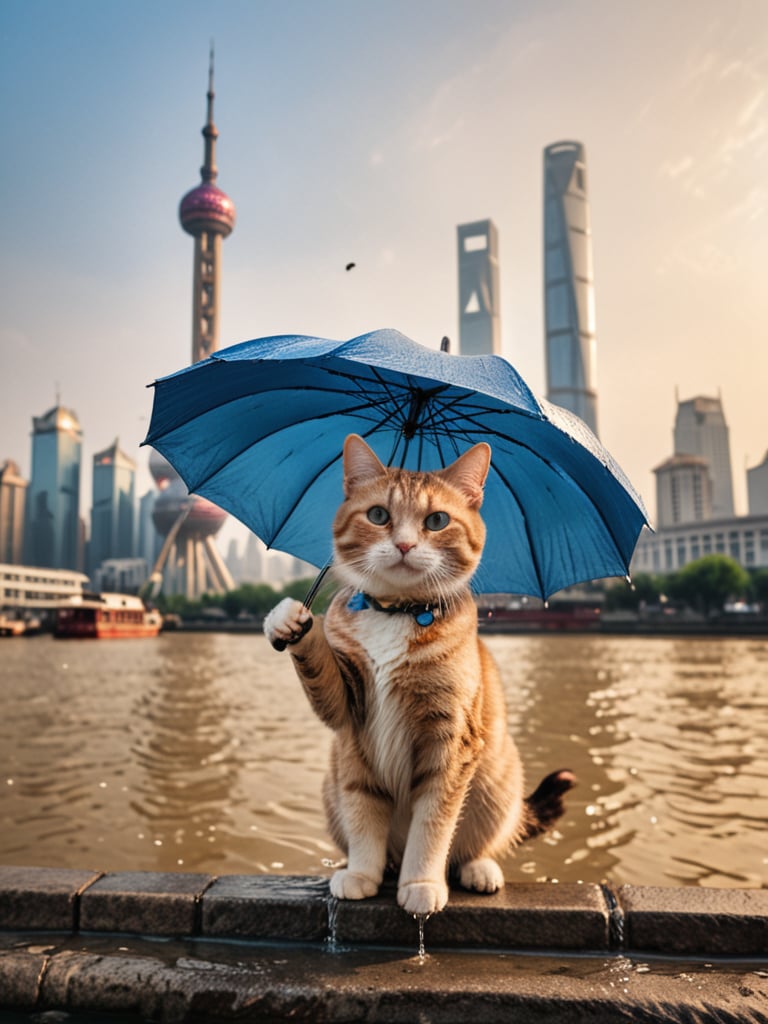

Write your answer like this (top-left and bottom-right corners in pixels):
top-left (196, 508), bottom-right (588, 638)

top-left (457, 219), bottom-right (501, 356)
top-left (543, 141), bottom-right (599, 436)
top-left (225, 537), bottom-right (243, 583)
top-left (94, 557), bottom-right (148, 594)
top-left (654, 454), bottom-right (712, 528)
top-left (673, 395), bottom-right (734, 519)
top-left (241, 532), bottom-right (263, 583)
top-left (90, 439), bottom-right (136, 578)
top-left (24, 405), bottom-right (82, 571)
top-left (0, 460), bottom-right (27, 564)
top-left (632, 514), bottom-right (768, 575)
top-left (0, 562), bottom-right (89, 610)
top-left (747, 451), bottom-right (768, 515)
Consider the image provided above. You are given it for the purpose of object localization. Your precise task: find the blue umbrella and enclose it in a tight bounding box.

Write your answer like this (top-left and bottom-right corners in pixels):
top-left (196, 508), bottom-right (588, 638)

top-left (143, 328), bottom-right (649, 599)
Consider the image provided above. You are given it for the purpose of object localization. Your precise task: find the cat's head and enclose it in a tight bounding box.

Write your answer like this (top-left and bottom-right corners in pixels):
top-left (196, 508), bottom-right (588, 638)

top-left (332, 434), bottom-right (491, 603)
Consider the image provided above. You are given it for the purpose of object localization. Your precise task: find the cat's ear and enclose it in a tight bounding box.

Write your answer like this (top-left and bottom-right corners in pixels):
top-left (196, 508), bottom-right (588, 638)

top-left (342, 434), bottom-right (387, 495)
top-left (438, 443), bottom-right (491, 509)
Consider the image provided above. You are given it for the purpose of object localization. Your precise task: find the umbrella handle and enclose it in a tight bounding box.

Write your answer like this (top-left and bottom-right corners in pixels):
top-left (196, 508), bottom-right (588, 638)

top-left (269, 559), bottom-right (332, 652)
top-left (271, 618), bottom-right (312, 652)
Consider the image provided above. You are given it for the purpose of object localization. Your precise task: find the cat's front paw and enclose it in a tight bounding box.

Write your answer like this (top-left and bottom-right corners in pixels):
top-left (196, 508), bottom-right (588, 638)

top-left (459, 857), bottom-right (504, 894)
top-left (397, 880), bottom-right (449, 916)
top-left (264, 598), bottom-right (312, 650)
top-left (330, 869), bottom-right (380, 900)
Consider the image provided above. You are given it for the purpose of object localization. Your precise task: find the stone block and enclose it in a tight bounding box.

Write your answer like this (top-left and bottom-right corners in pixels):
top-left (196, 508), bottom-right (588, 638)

top-left (79, 871), bottom-right (213, 937)
top-left (0, 944), bottom-right (51, 1008)
top-left (201, 873), bottom-right (329, 941)
top-left (618, 884), bottom-right (768, 955)
top-left (0, 865), bottom-right (102, 931)
top-left (334, 881), bottom-right (610, 952)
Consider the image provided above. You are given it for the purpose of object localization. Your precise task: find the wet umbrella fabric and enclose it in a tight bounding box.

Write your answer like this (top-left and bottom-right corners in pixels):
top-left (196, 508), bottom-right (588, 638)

top-left (143, 328), bottom-right (649, 599)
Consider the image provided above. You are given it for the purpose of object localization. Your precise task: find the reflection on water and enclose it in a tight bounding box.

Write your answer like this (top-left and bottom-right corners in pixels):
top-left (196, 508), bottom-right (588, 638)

top-left (1, 633), bottom-right (765, 887)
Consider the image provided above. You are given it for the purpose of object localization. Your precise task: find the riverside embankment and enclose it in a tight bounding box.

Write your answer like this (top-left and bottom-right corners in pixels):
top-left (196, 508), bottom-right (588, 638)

top-left (0, 867), bottom-right (766, 1021)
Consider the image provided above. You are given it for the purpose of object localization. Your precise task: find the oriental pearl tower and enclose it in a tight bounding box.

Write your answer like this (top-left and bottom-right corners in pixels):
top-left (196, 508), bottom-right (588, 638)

top-left (147, 51), bottom-right (236, 598)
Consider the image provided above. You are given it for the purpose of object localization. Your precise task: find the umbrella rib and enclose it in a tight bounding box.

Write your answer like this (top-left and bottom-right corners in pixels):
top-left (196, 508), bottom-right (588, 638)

top-left (267, 449), bottom-right (344, 552)
top-left (185, 390), bottom-right (408, 492)
top-left (265, 373), bottom-right (419, 547)
top-left (487, 462), bottom-right (547, 601)
top-left (452, 406), bottom-right (633, 567)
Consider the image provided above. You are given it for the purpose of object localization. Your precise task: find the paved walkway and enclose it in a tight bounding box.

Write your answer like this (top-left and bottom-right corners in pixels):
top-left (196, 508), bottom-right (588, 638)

top-left (0, 867), bottom-right (766, 1021)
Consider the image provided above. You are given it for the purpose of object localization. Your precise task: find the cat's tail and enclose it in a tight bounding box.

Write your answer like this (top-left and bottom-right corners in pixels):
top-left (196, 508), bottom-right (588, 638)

top-left (522, 769), bottom-right (576, 840)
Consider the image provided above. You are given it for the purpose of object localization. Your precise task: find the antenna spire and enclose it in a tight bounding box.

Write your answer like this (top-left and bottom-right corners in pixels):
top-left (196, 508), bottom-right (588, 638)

top-left (201, 42), bottom-right (218, 184)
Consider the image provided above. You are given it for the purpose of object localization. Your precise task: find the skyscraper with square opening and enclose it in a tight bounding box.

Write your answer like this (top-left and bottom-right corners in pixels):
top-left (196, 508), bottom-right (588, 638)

top-left (543, 141), bottom-right (598, 436)
top-left (457, 219), bottom-right (501, 356)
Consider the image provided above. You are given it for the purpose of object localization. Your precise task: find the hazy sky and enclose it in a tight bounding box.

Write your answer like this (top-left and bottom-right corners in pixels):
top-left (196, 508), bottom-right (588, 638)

top-left (2, 0), bottom-right (766, 553)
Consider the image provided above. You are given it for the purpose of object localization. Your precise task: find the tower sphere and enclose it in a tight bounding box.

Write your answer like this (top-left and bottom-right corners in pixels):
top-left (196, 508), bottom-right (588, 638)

top-left (152, 477), bottom-right (228, 539)
top-left (148, 447), bottom-right (178, 489)
top-left (179, 182), bottom-right (236, 237)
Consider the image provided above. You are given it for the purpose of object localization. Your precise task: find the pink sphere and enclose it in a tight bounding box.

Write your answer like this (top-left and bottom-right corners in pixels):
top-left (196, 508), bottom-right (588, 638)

top-left (179, 183), bottom-right (236, 237)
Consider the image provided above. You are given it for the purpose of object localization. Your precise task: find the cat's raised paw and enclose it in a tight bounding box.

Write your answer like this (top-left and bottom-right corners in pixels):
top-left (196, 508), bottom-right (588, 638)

top-left (397, 880), bottom-right (449, 915)
top-left (330, 869), bottom-right (380, 901)
top-left (264, 598), bottom-right (313, 650)
top-left (459, 857), bottom-right (504, 894)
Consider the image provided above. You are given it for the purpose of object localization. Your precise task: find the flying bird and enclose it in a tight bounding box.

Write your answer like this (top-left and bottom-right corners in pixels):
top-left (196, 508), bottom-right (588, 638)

top-left (345, 262), bottom-right (356, 271)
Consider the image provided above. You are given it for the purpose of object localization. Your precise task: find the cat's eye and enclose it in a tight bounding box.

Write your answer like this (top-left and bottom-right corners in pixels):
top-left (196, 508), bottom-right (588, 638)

top-left (367, 506), bottom-right (390, 526)
top-left (424, 511), bottom-right (451, 531)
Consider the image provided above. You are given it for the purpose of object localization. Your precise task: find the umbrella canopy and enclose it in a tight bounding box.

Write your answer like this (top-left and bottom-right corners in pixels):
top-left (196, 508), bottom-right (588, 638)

top-left (143, 328), bottom-right (649, 599)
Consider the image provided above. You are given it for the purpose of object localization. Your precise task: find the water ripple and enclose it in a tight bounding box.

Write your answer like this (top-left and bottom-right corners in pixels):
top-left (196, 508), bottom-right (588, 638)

top-left (0, 632), bottom-right (766, 885)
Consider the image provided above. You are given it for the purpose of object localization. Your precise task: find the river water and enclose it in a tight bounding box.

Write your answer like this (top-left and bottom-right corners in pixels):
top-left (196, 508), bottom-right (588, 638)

top-left (1, 632), bottom-right (765, 888)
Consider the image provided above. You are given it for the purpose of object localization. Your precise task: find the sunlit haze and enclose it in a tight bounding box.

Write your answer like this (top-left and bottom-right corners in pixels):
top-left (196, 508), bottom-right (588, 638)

top-left (2, 0), bottom-right (766, 554)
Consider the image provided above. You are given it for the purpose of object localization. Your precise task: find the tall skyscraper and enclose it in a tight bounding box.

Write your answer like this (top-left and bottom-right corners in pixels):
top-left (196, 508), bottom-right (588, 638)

top-left (90, 439), bottom-right (136, 577)
top-left (24, 405), bottom-right (82, 570)
top-left (457, 219), bottom-right (501, 356)
top-left (543, 141), bottom-right (599, 436)
top-left (673, 395), bottom-right (734, 519)
top-left (148, 52), bottom-right (235, 598)
top-left (0, 459), bottom-right (27, 564)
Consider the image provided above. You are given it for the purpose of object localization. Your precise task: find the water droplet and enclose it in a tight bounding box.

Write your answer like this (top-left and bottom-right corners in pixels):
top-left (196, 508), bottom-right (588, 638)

top-left (412, 913), bottom-right (430, 960)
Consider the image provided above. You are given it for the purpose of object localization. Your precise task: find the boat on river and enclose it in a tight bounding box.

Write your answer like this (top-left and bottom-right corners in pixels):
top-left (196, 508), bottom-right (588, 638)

top-left (54, 592), bottom-right (162, 639)
top-left (0, 612), bottom-right (27, 637)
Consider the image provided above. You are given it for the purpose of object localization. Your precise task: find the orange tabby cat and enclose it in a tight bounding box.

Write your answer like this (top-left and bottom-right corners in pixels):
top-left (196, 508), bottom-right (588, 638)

top-left (265, 434), bottom-right (573, 916)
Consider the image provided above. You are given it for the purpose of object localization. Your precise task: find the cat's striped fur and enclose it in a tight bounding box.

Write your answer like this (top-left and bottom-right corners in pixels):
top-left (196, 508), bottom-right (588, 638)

top-left (265, 434), bottom-right (573, 915)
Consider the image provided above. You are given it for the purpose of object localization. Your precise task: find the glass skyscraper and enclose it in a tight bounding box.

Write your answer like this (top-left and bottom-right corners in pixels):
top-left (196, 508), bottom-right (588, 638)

top-left (24, 405), bottom-right (82, 570)
top-left (90, 439), bottom-right (136, 576)
top-left (543, 141), bottom-right (598, 436)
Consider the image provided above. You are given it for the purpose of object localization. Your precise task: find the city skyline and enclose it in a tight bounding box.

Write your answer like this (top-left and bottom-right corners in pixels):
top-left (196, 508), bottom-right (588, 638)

top-left (2, 0), bottom-right (767, 555)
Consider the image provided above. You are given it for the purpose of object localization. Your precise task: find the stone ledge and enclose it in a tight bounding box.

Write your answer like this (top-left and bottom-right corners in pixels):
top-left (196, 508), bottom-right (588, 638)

top-left (0, 867), bottom-right (766, 960)
top-left (1, 931), bottom-right (766, 1023)
top-left (618, 885), bottom-right (768, 957)
top-left (80, 870), bottom-right (215, 936)
top-left (0, 866), bottom-right (103, 931)
top-left (201, 873), bottom-right (329, 941)
top-left (332, 880), bottom-right (609, 951)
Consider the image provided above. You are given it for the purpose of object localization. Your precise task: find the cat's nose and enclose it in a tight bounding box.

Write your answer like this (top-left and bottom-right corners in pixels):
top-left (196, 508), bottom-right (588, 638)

top-left (396, 542), bottom-right (415, 555)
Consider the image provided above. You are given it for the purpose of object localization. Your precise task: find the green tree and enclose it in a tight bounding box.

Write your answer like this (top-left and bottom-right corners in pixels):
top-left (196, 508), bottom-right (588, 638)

top-left (668, 555), bottom-right (750, 615)
top-left (278, 576), bottom-right (334, 614)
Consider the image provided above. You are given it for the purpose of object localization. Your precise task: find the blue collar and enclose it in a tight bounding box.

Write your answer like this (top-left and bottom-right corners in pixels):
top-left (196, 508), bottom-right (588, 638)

top-left (347, 591), bottom-right (443, 627)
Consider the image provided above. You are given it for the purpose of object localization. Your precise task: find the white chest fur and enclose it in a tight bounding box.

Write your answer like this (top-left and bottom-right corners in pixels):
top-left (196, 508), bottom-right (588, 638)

top-left (353, 611), bottom-right (415, 803)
